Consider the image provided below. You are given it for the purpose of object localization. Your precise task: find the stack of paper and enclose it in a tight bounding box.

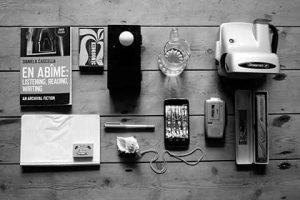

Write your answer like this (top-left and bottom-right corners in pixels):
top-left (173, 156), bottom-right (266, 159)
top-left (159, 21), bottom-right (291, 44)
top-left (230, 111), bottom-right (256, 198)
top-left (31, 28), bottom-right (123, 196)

top-left (20, 115), bottom-right (100, 166)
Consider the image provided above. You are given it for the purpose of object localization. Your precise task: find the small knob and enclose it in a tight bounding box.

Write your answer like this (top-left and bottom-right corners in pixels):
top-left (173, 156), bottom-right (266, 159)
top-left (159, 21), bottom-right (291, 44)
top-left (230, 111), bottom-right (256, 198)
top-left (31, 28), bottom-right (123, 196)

top-left (119, 31), bottom-right (134, 46)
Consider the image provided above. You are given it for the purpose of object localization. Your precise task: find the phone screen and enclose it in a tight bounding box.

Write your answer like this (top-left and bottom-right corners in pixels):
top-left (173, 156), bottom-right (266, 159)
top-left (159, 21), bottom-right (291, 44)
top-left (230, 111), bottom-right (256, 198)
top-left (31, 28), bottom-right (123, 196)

top-left (164, 99), bottom-right (189, 148)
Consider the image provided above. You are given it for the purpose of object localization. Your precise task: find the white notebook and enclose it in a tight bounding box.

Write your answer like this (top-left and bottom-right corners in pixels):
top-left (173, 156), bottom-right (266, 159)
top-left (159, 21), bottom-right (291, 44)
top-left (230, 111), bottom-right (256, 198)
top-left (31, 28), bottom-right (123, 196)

top-left (20, 115), bottom-right (100, 166)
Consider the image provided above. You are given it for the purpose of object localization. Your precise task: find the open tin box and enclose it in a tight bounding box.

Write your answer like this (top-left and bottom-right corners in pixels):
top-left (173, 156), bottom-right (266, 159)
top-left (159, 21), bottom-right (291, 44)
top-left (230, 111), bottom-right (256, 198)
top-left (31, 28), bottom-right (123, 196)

top-left (235, 90), bottom-right (269, 165)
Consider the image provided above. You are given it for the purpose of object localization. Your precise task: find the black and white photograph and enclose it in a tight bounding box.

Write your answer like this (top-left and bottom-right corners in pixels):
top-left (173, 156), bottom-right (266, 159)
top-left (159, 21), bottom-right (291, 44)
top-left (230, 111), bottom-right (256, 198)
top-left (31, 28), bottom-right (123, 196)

top-left (0, 0), bottom-right (299, 199)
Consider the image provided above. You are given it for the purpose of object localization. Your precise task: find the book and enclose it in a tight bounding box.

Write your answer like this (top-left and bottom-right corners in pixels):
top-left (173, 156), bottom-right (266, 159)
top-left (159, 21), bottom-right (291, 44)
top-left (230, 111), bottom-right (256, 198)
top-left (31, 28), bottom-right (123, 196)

top-left (20, 27), bottom-right (72, 106)
top-left (20, 115), bottom-right (100, 166)
top-left (79, 28), bottom-right (104, 71)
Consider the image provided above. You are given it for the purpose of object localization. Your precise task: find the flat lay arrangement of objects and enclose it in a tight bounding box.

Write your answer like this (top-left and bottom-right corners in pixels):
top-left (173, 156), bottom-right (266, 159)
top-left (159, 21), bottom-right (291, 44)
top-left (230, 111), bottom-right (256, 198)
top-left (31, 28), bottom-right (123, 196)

top-left (0, 0), bottom-right (300, 197)
top-left (17, 20), bottom-right (279, 172)
top-left (2, 3), bottom-right (299, 196)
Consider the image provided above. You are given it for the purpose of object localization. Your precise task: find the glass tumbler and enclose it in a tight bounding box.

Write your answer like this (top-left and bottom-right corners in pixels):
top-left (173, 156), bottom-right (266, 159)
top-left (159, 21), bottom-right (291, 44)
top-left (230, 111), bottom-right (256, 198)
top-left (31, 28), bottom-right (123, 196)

top-left (158, 28), bottom-right (191, 77)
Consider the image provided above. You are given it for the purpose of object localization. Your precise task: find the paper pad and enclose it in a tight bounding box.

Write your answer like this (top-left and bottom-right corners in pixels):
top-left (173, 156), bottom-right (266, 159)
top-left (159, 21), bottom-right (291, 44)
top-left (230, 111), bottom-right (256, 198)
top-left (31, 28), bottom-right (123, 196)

top-left (20, 115), bottom-right (100, 166)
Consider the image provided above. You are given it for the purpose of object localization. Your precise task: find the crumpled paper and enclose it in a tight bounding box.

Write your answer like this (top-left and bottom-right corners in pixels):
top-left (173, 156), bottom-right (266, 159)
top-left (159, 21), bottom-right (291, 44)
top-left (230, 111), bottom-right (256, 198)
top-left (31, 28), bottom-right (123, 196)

top-left (117, 136), bottom-right (140, 154)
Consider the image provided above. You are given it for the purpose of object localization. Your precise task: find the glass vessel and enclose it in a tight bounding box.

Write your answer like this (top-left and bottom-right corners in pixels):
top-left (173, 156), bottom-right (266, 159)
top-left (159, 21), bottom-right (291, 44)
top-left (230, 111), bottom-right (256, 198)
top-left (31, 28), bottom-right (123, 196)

top-left (158, 28), bottom-right (191, 77)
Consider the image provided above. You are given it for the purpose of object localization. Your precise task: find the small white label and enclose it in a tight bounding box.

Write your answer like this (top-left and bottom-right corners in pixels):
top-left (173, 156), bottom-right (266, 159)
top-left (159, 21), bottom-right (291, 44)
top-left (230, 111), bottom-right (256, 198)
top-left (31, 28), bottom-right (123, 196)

top-left (73, 144), bottom-right (93, 158)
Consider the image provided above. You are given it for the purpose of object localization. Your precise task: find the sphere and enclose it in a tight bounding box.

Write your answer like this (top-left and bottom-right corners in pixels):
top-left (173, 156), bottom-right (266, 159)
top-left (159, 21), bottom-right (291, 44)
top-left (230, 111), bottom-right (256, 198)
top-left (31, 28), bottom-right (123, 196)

top-left (119, 31), bottom-right (134, 46)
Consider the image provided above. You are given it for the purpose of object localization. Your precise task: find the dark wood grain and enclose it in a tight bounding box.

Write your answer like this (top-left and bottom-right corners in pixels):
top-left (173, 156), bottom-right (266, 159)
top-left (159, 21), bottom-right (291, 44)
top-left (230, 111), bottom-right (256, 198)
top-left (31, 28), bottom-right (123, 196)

top-left (101, 114), bottom-right (300, 162)
top-left (0, 70), bottom-right (299, 116)
top-left (0, 160), bottom-right (299, 200)
top-left (0, 27), bottom-right (299, 71)
top-left (0, 0), bottom-right (298, 26)
top-left (0, 0), bottom-right (300, 198)
top-left (0, 114), bottom-right (299, 164)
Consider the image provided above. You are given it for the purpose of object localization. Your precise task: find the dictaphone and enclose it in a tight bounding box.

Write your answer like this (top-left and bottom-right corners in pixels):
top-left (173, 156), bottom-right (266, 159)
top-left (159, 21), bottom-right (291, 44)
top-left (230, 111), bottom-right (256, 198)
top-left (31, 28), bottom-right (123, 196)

top-left (205, 97), bottom-right (225, 139)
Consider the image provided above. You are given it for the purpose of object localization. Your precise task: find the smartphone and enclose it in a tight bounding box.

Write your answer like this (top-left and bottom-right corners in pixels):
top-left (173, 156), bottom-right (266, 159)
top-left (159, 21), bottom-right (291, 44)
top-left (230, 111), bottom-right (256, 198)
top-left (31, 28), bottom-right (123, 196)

top-left (164, 98), bottom-right (190, 149)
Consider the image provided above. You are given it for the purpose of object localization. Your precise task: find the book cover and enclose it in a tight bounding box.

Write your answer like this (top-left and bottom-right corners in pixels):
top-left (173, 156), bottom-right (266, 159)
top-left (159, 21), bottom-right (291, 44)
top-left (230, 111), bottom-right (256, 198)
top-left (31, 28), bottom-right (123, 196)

top-left (79, 28), bottom-right (104, 71)
top-left (20, 27), bottom-right (72, 106)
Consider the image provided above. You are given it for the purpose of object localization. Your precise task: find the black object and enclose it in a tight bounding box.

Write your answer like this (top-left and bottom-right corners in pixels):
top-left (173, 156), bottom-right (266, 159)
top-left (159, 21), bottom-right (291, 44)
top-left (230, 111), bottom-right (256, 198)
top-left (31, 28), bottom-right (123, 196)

top-left (107, 25), bottom-right (142, 91)
top-left (164, 98), bottom-right (190, 149)
top-left (268, 24), bottom-right (278, 54)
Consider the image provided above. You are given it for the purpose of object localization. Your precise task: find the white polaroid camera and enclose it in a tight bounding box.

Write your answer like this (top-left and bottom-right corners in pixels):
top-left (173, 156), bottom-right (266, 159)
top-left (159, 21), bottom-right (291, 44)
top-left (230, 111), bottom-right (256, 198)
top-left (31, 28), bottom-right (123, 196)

top-left (215, 19), bottom-right (280, 78)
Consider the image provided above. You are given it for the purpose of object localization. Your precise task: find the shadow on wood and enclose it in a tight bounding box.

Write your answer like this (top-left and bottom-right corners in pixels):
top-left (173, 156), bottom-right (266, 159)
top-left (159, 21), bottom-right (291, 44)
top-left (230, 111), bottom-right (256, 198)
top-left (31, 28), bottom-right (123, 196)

top-left (21, 105), bottom-right (72, 114)
top-left (109, 89), bottom-right (140, 114)
top-left (218, 75), bottom-right (267, 95)
top-left (205, 138), bottom-right (225, 147)
top-left (79, 70), bottom-right (104, 75)
top-left (235, 164), bottom-right (266, 175)
top-left (22, 165), bottom-right (100, 173)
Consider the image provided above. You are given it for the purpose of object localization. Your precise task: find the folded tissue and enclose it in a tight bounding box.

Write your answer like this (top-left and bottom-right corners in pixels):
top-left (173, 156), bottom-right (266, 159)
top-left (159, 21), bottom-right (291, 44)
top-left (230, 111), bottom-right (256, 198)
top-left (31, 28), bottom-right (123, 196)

top-left (117, 136), bottom-right (140, 154)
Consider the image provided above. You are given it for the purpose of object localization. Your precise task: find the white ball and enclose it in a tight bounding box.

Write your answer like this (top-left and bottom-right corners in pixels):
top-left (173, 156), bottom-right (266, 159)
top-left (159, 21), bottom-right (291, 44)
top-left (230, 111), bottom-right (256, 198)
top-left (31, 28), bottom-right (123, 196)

top-left (119, 31), bottom-right (134, 46)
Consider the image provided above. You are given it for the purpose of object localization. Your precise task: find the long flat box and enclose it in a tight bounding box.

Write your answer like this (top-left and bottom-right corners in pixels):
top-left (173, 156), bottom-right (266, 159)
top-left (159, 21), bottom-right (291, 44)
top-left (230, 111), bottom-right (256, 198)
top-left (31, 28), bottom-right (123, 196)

top-left (235, 90), bottom-right (268, 165)
top-left (20, 115), bottom-right (100, 166)
top-left (107, 25), bottom-right (142, 91)
top-left (254, 91), bottom-right (269, 164)
top-left (235, 90), bottom-right (253, 165)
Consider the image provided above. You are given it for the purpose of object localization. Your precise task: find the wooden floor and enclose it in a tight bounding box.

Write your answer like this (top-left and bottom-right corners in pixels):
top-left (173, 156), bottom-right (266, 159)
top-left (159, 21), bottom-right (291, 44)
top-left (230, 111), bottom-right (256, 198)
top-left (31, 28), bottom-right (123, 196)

top-left (1, 0), bottom-right (300, 199)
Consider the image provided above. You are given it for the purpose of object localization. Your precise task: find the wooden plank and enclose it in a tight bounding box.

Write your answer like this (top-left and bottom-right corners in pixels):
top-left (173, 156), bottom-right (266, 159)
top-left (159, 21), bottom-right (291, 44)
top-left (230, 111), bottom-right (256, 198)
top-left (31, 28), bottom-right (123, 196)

top-left (101, 114), bottom-right (300, 162)
top-left (0, 160), bottom-right (299, 200)
top-left (1, 114), bottom-right (299, 163)
top-left (0, 27), bottom-right (299, 71)
top-left (0, 0), bottom-right (299, 26)
top-left (0, 70), bottom-right (299, 116)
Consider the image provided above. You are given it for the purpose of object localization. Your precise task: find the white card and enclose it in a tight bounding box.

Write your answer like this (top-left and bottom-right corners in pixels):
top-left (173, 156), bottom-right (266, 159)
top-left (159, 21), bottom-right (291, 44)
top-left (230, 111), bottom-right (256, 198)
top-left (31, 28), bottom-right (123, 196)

top-left (20, 115), bottom-right (100, 166)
